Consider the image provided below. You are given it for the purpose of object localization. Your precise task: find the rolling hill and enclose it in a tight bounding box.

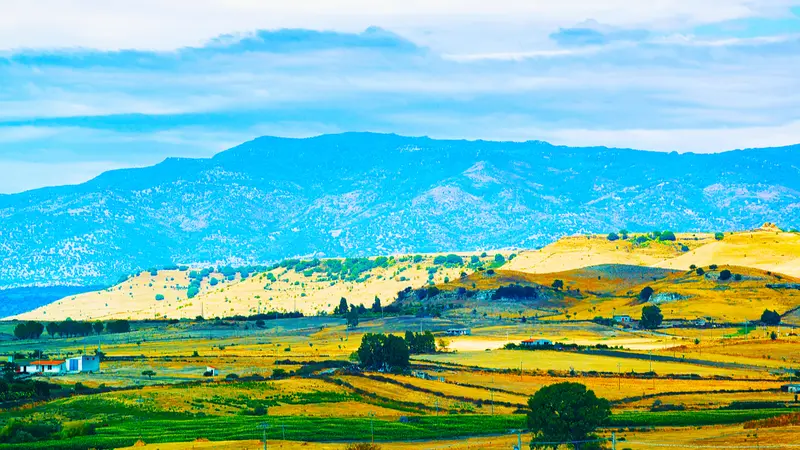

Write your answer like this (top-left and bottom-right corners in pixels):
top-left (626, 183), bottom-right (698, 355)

top-left (2, 132), bottom-right (800, 289)
top-left (12, 229), bottom-right (800, 322)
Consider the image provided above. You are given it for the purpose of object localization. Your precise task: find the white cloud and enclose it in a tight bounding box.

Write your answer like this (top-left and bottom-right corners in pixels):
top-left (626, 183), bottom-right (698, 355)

top-left (1, 0), bottom-right (797, 52)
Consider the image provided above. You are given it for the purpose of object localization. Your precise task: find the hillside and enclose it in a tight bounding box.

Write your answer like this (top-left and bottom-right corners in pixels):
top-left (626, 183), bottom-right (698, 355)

top-left (17, 229), bottom-right (800, 322)
top-left (2, 133), bottom-right (800, 289)
top-left (12, 252), bottom-right (503, 321)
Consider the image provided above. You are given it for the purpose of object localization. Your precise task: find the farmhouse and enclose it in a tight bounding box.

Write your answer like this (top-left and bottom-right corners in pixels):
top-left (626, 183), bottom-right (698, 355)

top-left (521, 339), bottom-right (553, 348)
top-left (445, 328), bottom-right (471, 336)
top-left (66, 355), bottom-right (100, 373)
top-left (613, 315), bottom-right (633, 323)
top-left (25, 360), bottom-right (67, 374)
top-left (781, 384), bottom-right (800, 393)
top-left (206, 366), bottom-right (219, 376)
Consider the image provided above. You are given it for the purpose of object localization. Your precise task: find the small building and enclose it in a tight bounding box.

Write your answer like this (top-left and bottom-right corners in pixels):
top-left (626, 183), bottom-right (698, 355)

top-left (781, 384), bottom-right (800, 393)
top-left (25, 360), bottom-right (66, 375)
top-left (694, 318), bottom-right (708, 327)
top-left (66, 355), bottom-right (100, 373)
top-left (521, 339), bottom-right (553, 348)
top-left (445, 328), bottom-right (471, 336)
top-left (613, 315), bottom-right (633, 323)
top-left (206, 366), bottom-right (219, 376)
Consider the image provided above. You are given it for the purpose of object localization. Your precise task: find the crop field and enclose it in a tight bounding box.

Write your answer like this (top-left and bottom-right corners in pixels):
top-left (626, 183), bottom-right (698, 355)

top-left (415, 349), bottom-right (764, 378)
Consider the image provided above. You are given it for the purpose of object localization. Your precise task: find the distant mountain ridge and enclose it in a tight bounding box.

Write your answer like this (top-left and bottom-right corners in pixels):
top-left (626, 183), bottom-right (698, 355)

top-left (1, 132), bottom-right (799, 288)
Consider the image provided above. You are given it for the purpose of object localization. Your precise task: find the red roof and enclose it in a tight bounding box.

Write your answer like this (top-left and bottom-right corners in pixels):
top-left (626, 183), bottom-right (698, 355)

top-left (29, 360), bottom-right (65, 365)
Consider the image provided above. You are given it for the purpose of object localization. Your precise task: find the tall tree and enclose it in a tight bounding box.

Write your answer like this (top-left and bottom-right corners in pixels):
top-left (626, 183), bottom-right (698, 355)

top-left (527, 382), bottom-right (610, 450)
top-left (640, 305), bottom-right (663, 329)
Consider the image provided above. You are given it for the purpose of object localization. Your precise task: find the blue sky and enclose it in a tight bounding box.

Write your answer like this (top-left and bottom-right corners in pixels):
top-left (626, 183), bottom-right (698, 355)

top-left (1, 1), bottom-right (800, 193)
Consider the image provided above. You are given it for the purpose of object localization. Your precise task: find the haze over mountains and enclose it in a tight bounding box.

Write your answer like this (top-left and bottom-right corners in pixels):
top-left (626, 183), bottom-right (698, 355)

top-left (1, 132), bottom-right (799, 289)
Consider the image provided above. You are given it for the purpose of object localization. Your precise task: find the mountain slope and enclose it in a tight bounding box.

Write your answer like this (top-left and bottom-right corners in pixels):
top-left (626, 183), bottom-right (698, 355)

top-left (2, 133), bottom-right (799, 288)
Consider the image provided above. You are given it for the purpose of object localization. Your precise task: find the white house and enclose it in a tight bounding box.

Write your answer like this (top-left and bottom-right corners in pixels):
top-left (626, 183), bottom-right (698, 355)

top-left (25, 360), bottom-right (66, 374)
top-left (521, 339), bottom-right (553, 348)
top-left (206, 366), bottom-right (219, 376)
top-left (782, 384), bottom-right (800, 393)
top-left (66, 355), bottom-right (100, 373)
top-left (613, 315), bottom-right (633, 323)
top-left (445, 328), bottom-right (471, 336)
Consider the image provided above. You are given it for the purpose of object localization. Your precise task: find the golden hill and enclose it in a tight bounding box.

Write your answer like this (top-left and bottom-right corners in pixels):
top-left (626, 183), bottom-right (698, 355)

top-left (505, 233), bottom-right (713, 274)
top-left (12, 253), bottom-right (505, 321)
top-left (12, 229), bottom-right (800, 322)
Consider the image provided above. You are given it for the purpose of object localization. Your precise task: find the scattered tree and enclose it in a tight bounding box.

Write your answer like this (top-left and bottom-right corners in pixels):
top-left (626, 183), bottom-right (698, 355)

top-left (640, 304), bottom-right (663, 329)
top-left (638, 286), bottom-right (654, 302)
top-left (346, 308), bottom-right (360, 329)
top-left (659, 231), bottom-right (676, 241)
top-left (761, 309), bottom-right (781, 325)
top-left (719, 269), bottom-right (732, 281)
top-left (334, 297), bottom-right (349, 315)
top-left (527, 382), bottom-right (610, 450)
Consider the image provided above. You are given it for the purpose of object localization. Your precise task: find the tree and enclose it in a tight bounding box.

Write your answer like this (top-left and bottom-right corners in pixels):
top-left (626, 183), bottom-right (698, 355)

top-left (619, 229), bottom-right (629, 240)
top-left (770, 331), bottom-right (778, 341)
top-left (356, 333), bottom-right (409, 371)
top-left (659, 231), bottom-right (676, 241)
top-left (433, 255), bottom-right (447, 265)
top-left (640, 305), bottom-right (663, 329)
top-left (46, 322), bottom-right (59, 338)
top-left (13, 321), bottom-right (44, 340)
top-left (371, 296), bottom-right (382, 313)
top-left (761, 309), bottom-right (781, 325)
top-left (719, 269), bottom-right (732, 281)
top-left (347, 308), bottom-right (360, 329)
top-left (638, 286), bottom-right (654, 302)
top-left (606, 232), bottom-right (619, 241)
top-left (527, 382), bottom-right (610, 450)
top-left (552, 279), bottom-right (564, 291)
top-left (494, 254), bottom-right (506, 264)
top-left (714, 232), bottom-right (725, 241)
top-left (106, 319), bottom-right (130, 333)
top-left (92, 322), bottom-right (104, 335)
top-left (141, 370), bottom-right (156, 379)
top-left (334, 297), bottom-right (349, 315)
top-left (696, 267), bottom-right (705, 276)
top-left (155, 294), bottom-right (165, 301)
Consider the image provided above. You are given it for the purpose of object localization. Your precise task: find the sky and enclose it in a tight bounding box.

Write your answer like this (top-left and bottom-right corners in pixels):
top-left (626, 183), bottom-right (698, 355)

top-left (1, 1), bottom-right (800, 193)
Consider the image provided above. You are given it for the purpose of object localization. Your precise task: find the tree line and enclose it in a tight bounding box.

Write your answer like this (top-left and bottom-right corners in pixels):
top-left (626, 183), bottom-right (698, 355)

top-left (14, 319), bottom-right (131, 340)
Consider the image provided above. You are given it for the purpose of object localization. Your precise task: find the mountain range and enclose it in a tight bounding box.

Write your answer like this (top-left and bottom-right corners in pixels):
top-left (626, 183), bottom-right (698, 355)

top-left (1, 132), bottom-right (799, 289)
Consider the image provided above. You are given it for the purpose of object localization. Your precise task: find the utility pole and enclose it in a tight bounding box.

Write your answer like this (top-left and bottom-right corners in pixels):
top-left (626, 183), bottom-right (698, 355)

top-left (369, 412), bottom-right (375, 443)
top-left (257, 422), bottom-right (269, 450)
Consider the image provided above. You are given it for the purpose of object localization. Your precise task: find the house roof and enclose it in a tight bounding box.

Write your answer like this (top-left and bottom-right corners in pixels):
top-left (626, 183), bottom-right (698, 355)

top-left (522, 338), bottom-right (550, 343)
top-left (30, 360), bottom-right (65, 365)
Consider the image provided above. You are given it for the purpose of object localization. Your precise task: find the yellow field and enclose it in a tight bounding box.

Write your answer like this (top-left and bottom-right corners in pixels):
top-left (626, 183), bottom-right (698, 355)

top-left (415, 349), bottom-right (767, 378)
top-left (438, 370), bottom-right (785, 402)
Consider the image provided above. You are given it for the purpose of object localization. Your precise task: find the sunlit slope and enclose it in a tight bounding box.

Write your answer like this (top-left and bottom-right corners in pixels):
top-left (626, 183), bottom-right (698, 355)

top-left (505, 233), bottom-right (713, 274)
top-left (13, 253), bottom-right (497, 321)
top-left (655, 231), bottom-right (800, 277)
top-left (548, 265), bottom-right (800, 322)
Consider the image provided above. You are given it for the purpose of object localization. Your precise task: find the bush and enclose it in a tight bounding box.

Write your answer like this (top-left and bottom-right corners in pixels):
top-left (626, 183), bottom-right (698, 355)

top-left (607, 232), bottom-right (619, 241)
top-left (659, 231), bottom-right (676, 241)
top-left (155, 294), bottom-right (165, 301)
